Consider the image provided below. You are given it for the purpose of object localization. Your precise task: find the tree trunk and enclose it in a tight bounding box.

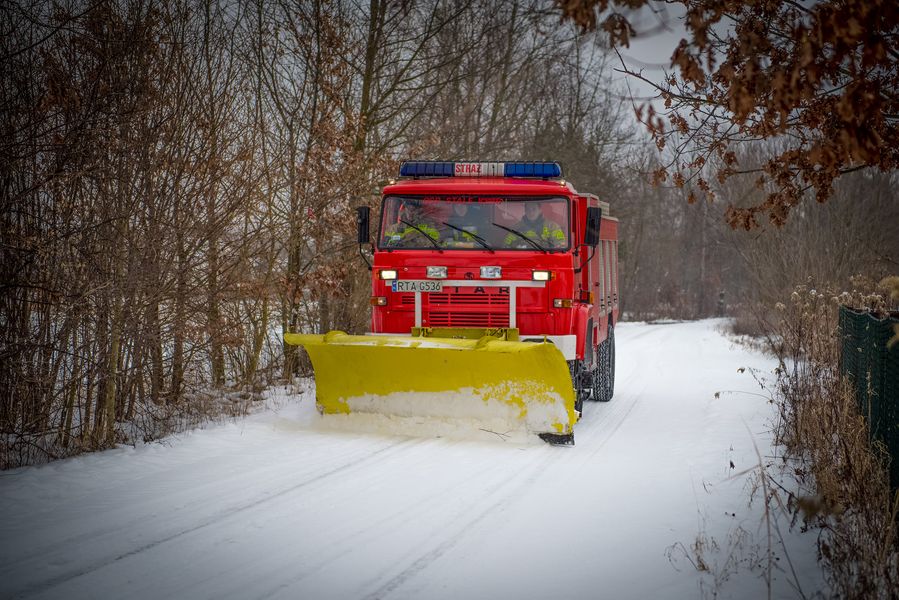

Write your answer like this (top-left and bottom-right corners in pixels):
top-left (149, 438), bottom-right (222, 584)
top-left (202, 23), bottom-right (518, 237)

top-left (59, 345), bottom-right (79, 449)
top-left (102, 295), bottom-right (124, 446)
top-left (355, 0), bottom-right (383, 152)
top-left (283, 126), bottom-right (302, 379)
top-left (81, 319), bottom-right (94, 445)
top-left (208, 225), bottom-right (224, 387)
top-left (171, 233), bottom-right (187, 402)
top-left (148, 300), bottom-right (163, 404)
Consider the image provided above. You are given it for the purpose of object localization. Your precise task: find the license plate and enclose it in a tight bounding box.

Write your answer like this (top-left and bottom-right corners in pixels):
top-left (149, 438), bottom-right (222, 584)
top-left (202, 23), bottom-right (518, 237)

top-left (392, 280), bottom-right (443, 293)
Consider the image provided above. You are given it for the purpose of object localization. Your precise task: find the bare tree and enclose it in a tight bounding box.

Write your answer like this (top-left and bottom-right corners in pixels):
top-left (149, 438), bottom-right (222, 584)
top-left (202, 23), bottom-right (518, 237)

top-left (557, 0), bottom-right (898, 229)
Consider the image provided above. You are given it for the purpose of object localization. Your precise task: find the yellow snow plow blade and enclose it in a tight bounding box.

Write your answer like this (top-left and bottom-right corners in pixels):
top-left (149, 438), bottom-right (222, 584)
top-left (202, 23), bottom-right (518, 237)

top-left (284, 331), bottom-right (578, 443)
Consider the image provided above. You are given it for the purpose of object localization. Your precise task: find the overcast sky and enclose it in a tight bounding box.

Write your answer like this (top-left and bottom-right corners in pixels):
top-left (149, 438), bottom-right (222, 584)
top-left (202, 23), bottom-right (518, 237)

top-left (611, 3), bottom-right (688, 110)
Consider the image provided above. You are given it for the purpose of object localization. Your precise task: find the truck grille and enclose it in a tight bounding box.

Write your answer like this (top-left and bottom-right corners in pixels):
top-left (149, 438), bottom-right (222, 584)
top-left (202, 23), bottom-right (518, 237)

top-left (429, 292), bottom-right (510, 306)
top-left (428, 290), bottom-right (509, 327)
top-left (396, 289), bottom-right (511, 328)
top-left (396, 291), bottom-right (510, 307)
top-left (428, 312), bottom-right (510, 327)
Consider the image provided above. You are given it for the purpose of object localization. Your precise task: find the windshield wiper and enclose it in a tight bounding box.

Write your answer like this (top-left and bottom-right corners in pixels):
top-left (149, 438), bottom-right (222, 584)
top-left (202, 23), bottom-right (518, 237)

top-left (491, 222), bottom-right (547, 252)
top-left (399, 219), bottom-right (442, 250)
top-left (441, 222), bottom-right (494, 251)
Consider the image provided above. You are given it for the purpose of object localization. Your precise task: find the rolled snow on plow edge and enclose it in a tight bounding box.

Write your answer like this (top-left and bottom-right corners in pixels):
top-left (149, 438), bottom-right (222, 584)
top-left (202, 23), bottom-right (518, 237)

top-left (314, 394), bottom-right (556, 445)
top-left (284, 331), bottom-right (578, 437)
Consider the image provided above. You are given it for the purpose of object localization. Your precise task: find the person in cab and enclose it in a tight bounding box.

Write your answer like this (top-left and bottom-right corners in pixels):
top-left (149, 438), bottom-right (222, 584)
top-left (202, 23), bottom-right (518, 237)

top-left (503, 201), bottom-right (566, 249)
top-left (383, 200), bottom-right (441, 248)
top-left (443, 202), bottom-right (483, 246)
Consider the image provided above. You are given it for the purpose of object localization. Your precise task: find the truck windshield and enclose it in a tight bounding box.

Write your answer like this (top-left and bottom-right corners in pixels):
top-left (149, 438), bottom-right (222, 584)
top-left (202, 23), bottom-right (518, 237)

top-left (378, 196), bottom-right (570, 251)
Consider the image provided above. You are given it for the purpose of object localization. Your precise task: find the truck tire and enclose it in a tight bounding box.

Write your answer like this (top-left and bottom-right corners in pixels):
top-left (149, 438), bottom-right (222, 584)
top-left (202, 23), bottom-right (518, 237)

top-left (588, 340), bottom-right (604, 402)
top-left (604, 324), bottom-right (615, 402)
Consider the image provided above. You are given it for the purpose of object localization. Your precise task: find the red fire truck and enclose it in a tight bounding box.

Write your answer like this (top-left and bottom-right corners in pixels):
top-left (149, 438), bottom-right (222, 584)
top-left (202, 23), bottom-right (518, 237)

top-left (285, 161), bottom-right (619, 445)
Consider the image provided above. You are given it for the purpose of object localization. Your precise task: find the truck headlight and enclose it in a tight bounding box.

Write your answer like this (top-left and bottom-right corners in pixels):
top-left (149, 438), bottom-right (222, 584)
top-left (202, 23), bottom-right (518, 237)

top-left (480, 266), bottom-right (501, 279)
top-left (427, 266), bottom-right (447, 279)
top-left (532, 270), bottom-right (551, 281)
top-left (379, 269), bottom-right (397, 280)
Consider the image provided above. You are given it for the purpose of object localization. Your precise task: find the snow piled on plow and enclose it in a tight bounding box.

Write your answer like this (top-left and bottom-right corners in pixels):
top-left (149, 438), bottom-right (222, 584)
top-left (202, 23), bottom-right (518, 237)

top-left (315, 411), bottom-right (540, 444)
top-left (311, 387), bottom-right (570, 444)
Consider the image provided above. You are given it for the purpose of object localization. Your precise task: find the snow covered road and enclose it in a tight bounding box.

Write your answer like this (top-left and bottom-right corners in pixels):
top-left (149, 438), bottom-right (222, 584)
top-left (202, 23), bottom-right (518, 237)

top-left (1, 320), bottom-right (824, 599)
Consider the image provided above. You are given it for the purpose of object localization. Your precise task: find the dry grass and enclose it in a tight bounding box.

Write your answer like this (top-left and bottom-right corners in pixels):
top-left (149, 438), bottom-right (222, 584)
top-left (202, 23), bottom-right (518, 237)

top-left (768, 280), bottom-right (899, 599)
top-left (728, 303), bottom-right (772, 338)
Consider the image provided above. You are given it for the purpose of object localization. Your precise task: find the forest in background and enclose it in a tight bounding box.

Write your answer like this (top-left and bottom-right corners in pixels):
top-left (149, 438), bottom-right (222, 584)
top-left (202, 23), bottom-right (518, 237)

top-left (2, 0), bottom-right (897, 468)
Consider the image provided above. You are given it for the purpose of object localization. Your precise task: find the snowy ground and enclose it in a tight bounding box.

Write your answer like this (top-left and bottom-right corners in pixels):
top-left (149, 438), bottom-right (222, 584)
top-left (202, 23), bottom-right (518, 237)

top-left (1, 320), bottom-right (826, 599)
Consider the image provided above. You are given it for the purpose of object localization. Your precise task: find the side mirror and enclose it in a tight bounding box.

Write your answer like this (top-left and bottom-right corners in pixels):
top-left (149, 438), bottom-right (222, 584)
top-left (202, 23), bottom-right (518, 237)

top-left (584, 206), bottom-right (602, 247)
top-left (356, 206), bottom-right (370, 245)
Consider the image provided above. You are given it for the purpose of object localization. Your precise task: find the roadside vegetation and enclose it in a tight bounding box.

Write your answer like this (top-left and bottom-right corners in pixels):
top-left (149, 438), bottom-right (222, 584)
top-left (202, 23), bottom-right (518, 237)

top-left (2, 0), bottom-right (638, 467)
top-left (766, 281), bottom-right (898, 599)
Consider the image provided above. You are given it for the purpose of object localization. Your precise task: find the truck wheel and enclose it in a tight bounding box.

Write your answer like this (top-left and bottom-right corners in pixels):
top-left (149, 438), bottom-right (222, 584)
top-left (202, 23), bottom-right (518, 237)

top-left (599, 325), bottom-right (614, 402)
top-left (589, 341), bottom-right (605, 402)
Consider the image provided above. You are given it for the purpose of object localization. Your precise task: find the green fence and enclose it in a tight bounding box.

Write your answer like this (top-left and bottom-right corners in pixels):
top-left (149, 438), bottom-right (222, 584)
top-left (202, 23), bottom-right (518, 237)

top-left (839, 306), bottom-right (899, 489)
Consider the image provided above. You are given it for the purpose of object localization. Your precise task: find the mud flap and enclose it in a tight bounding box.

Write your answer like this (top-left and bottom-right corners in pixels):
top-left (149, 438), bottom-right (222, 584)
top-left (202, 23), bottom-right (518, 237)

top-left (284, 331), bottom-right (578, 440)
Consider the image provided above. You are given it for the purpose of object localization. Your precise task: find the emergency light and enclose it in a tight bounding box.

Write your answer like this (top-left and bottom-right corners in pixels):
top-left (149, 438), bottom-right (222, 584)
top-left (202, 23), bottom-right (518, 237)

top-left (399, 161), bottom-right (562, 179)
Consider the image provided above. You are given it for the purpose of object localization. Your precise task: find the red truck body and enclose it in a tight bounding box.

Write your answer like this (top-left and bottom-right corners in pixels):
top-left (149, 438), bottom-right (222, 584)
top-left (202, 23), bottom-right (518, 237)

top-left (368, 170), bottom-right (619, 370)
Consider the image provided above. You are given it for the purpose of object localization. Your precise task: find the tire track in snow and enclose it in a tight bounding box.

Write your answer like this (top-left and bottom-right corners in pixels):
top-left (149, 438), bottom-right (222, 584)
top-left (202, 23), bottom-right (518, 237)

top-left (575, 365), bottom-right (645, 446)
top-left (357, 450), bottom-right (559, 600)
top-left (253, 438), bottom-right (535, 599)
top-left (571, 323), bottom-right (670, 460)
top-left (10, 438), bottom-right (417, 600)
top-left (4, 440), bottom-right (377, 575)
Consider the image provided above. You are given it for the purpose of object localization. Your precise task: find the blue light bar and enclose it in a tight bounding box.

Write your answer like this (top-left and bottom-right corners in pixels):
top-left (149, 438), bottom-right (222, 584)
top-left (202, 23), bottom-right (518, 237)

top-left (503, 162), bottom-right (562, 178)
top-left (399, 161), bottom-right (562, 179)
top-left (399, 161), bottom-right (455, 177)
